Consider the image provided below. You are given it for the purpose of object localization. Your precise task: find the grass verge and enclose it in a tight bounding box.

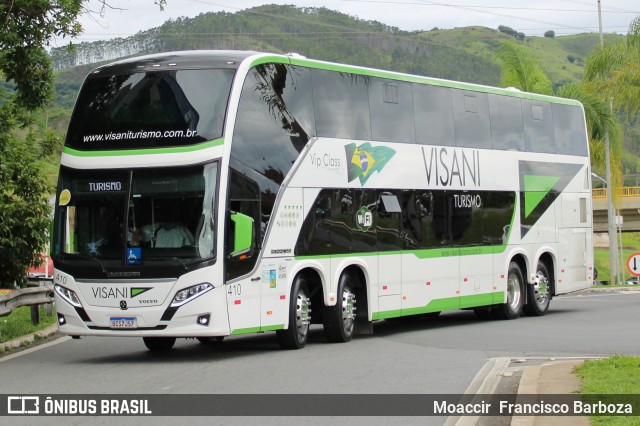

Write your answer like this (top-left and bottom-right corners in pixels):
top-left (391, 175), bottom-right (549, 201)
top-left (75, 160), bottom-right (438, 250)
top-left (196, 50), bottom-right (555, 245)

top-left (0, 304), bottom-right (57, 345)
top-left (594, 231), bottom-right (640, 283)
top-left (591, 284), bottom-right (639, 289)
top-left (575, 355), bottom-right (640, 425)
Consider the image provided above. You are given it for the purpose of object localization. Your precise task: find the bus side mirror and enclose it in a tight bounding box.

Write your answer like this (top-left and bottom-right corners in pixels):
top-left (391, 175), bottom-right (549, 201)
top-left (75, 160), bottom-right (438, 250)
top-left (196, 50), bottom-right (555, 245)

top-left (230, 211), bottom-right (254, 257)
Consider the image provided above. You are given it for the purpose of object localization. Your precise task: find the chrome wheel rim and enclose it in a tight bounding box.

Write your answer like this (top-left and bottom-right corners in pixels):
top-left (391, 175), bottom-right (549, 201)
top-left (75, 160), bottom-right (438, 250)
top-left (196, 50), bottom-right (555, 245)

top-left (507, 272), bottom-right (522, 311)
top-left (295, 289), bottom-right (311, 341)
top-left (533, 270), bottom-right (550, 306)
top-left (341, 286), bottom-right (357, 334)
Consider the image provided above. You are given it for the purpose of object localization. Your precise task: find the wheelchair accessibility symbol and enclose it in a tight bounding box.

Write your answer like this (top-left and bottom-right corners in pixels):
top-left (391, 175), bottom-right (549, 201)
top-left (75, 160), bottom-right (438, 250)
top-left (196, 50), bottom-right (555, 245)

top-left (127, 247), bottom-right (142, 265)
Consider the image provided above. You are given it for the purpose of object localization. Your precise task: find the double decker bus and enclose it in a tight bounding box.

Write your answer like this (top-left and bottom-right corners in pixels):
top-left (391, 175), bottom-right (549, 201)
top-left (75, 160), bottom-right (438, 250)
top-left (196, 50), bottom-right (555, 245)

top-left (52, 51), bottom-right (593, 351)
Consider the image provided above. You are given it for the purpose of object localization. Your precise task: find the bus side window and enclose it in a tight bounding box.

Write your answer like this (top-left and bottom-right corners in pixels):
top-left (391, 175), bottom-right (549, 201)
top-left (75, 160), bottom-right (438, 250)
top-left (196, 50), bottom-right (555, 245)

top-left (376, 190), bottom-right (402, 252)
top-left (523, 100), bottom-right (556, 154)
top-left (429, 192), bottom-right (448, 247)
top-left (401, 190), bottom-right (420, 249)
top-left (225, 169), bottom-right (261, 280)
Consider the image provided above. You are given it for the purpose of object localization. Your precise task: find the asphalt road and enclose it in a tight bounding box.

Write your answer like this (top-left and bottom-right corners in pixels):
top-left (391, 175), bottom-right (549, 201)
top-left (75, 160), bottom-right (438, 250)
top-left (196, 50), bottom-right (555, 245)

top-left (1, 290), bottom-right (639, 424)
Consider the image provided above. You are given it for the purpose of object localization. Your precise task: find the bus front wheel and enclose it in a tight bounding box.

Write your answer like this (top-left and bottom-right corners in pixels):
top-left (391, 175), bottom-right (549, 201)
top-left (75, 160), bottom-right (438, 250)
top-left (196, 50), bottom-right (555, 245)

top-left (143, 337), bottom-right (176, 351)
top-left (323, 271), bottom-right (357, 343)
top-left (277, 276), bottom-right (311, 349)
top-left (523, 261), bottom-right (551, 316)
top-left (493, 262), bottom-right (524, 320)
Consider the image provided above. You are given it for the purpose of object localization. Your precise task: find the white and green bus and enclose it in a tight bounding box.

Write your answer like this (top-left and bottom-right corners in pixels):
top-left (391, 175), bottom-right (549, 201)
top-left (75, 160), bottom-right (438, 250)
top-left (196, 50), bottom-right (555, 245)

top-left (52, 51), bottom-right (594, 351)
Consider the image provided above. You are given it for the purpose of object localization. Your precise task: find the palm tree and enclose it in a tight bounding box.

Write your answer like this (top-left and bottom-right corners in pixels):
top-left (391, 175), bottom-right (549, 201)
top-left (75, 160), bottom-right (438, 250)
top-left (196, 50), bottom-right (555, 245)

top-left (496, 41), bottom-right (623, 203)
top-left (496, 36), bottom-right (625, 285)
top-left (584, 16), bottom-right (640, 119)
top-left (496, 41), bottom-right (552, 95)
top-left (556, 83), bottom-right (623, 204)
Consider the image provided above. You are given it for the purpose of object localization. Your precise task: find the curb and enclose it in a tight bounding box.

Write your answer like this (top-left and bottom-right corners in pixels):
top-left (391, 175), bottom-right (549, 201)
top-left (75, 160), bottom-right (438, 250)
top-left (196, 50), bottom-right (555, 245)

top-left (447, 357), bottom-right (598, 426)
top-left (1, 323), bottom-right (59, 352)
top-left (444, 357), bottom-right (512, 426)
top-left (511, 359), bottom-right (591, 426)
top-left (578, 286), bottom-right (640, 293)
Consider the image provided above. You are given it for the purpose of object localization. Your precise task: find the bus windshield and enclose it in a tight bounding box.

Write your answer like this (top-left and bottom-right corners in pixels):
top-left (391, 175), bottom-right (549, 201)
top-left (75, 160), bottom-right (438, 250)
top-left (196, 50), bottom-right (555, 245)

top-left (65, 69), bottom-right (234, 151)
top-left (53, 163), bottom-right (218, 273)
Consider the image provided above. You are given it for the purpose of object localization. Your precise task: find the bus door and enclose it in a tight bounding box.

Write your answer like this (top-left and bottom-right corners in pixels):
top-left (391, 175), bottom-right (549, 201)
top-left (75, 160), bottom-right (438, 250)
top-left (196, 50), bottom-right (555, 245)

top-left (558, 192), bottom-right (591, 293)
top-left (225, 169), bottom-right (262, 334)
top-left (375, 190), bottom-right (403, 315)
top-left (450, 191), bottom-right (496, 308)
top-left (402, 190), bottom-right (460, 314)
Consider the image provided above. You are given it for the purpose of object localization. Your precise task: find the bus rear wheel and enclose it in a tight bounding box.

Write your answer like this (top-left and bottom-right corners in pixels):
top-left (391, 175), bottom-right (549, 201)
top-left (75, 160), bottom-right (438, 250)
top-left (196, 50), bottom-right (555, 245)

top-left (277, 276), bottom-right (311, 349)
top-left (523, 261), bottom-right (551, 316)
top-left (143, 337), bottom-right (176, 351)
top-left (492, 261), bottom-right (524, 320)
top-left (323, 271), bottom-right (357, 343)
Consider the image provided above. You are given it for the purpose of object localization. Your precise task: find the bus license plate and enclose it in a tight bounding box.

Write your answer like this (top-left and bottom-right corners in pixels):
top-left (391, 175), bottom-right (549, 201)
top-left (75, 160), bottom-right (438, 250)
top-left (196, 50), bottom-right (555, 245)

top-left (110, 317), bottom-right (137, 329)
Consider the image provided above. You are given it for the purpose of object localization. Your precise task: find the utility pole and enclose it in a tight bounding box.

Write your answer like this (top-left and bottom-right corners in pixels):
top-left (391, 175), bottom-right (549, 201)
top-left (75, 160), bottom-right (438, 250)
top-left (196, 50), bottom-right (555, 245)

top-left (598, 0), bottom-right (619, 284)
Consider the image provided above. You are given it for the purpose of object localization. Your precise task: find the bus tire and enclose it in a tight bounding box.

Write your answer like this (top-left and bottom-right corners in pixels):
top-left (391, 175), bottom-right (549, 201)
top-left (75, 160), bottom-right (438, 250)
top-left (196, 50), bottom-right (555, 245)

top-left (323, 271), bottom-right (357, 343)
top-left (276, 276), bottom-right (311, 350)
top-left (492, 261), bottom-right (524, 320)
top-left (143, 337), bottom-right (176, 351)
top-left (523, 261), bottom-right (551, 316)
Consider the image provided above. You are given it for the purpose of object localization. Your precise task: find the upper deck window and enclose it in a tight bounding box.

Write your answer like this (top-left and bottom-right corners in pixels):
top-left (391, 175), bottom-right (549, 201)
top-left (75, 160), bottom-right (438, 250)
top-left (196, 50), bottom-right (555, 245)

top-left (66, 69), bottom-right (235, 151)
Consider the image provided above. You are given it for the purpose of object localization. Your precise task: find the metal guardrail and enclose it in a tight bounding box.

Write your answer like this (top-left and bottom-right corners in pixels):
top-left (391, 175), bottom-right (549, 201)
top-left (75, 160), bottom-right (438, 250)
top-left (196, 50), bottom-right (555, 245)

top-left (0, 285), bottom-right (54, 319)
top-left (592, 186), bottom-right (640, 199)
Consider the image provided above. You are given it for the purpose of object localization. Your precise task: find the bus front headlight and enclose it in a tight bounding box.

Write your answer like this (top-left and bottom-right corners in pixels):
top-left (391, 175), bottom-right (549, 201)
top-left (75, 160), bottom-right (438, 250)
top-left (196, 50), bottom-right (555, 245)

top-left (54, 284), bottom-right (82, 308)
top-left (171, 283), bottom-right (213, 307)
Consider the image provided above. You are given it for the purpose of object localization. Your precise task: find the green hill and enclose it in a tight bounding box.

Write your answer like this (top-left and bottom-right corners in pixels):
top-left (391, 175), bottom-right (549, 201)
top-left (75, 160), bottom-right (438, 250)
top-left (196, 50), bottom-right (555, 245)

top-left (47, 4), bottom-right (638, 179)
top-left (51, 5), bottom-right (624, 91)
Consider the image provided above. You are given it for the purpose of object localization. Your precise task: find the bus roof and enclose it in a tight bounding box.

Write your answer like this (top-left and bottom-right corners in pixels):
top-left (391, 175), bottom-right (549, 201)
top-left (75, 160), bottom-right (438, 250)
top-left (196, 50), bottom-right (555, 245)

top-left (90, 50), bottom-right (257, 74)
top-left (91, 50), bottom-right (582, 107)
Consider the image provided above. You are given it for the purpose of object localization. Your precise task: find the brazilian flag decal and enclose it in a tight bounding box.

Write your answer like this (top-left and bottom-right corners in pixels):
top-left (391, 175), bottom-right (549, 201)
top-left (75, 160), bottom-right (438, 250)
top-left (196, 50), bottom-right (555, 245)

top-left (519, 161), bottom-right (583, 238)
top-left (345, 142), bottom-right (396, 186)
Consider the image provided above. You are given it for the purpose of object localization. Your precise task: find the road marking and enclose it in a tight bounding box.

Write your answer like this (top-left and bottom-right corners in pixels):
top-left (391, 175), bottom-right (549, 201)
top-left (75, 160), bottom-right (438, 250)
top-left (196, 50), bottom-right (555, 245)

top-left (0, 336), bottom-right (70, 363)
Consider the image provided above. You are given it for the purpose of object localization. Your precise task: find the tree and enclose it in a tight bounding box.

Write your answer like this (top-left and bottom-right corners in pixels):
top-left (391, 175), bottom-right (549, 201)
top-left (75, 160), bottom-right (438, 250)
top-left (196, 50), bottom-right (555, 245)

top-left (556, 83), bottom-right (623, 203)
top-left (498, 25), bottom-right (524, 41)
top-left (0, 107), bottom-right (54, 287)
top-left (496, 40), bottom-right (623, 201)
top-left (0, 1), bottom-right (164, 287)
top-left (496, 39), bottom-right (623, 286)
top-left (0, 1), bottom-right (82, 287)
top-left (584, 16), bottom-right (640, 119)
top-left (581, 17), bottom-right (640, 286)
top-left (496, 41), bottom-right (552, 95)
top-left (498, 25), bottom-right (517, 38)
top-left (544, 30), bottom-right (555, 38)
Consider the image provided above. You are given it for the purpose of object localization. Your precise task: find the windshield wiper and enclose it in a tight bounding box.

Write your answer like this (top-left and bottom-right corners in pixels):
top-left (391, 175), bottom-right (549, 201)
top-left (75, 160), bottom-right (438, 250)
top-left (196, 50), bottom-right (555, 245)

top-left (144, 256), bottom-right (190, 271)
top-left (72, 253), bottom-right (107, 273)
top-left (171, 257), bottom-right (189, 272)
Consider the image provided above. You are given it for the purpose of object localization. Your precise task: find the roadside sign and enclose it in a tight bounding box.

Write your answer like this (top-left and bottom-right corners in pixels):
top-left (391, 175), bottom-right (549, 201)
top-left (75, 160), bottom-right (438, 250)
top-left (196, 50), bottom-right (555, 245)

top-left (626, 253), bottom-right (640, 277)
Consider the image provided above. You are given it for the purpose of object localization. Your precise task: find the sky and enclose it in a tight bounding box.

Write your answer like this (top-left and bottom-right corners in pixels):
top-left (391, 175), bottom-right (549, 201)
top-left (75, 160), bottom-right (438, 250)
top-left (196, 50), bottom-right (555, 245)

top-left (51, 0), bottom-right (639, 47)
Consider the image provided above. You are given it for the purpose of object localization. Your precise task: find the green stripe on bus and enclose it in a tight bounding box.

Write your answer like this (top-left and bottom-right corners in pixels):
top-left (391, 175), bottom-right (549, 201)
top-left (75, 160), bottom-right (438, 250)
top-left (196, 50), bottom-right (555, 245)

top-left (260, 324), bottom-right (285, 332)
top-left (295, 245), bottom-right (508, 261)
top-left (231, 327), bottom-right (260, 335)
top-left (62, 138), bottom-right (224, 157)
top-left (231, 324), bottom-right (285, 335)
top-left (250, 55), bottom-right (581, 107)
top-left (372, 292), bottom-right (503, 320)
